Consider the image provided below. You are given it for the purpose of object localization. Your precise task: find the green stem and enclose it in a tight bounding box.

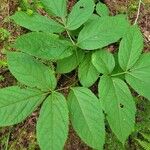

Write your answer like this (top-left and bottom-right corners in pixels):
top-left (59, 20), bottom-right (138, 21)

top-left (56, 86), bottom-right (70, 92)
top-left (60, 18), bottom-right (76, 45)
top-left (5, 128), bottom-right (12, 150)
top-left (66, 30), bottom-right (76, 45)
top-left (56, 79), bottom-right (79, 92)
top-left (75, 48), bottom-right (79, 64)
top-left (134, 0), bottom-right (142, 25)
top-left (111, 72), bottom-right (127, 77)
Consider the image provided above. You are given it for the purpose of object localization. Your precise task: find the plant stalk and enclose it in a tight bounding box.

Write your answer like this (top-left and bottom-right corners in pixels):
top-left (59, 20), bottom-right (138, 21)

top-left (66, 30), bottom-right (76, 45)
top-left (134, 0), bottom-right (142, 25)
top-left (111, 72), bottom-right (127, 77)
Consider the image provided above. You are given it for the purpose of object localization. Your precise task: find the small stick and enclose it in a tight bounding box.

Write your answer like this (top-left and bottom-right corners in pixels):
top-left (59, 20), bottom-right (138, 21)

top-left (134, 0), bottom-right (142, 25)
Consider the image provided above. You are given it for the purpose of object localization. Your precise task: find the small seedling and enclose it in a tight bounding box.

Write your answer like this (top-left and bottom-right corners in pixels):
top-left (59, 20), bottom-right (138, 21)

top-left (0, 75), bottom-right (5, 82)
top-left (0, 28), bottom-right (10, 42)
top-left (0, 0), bottom-right (149, 149)
top-left (0, 60), bottom-right (7, 68)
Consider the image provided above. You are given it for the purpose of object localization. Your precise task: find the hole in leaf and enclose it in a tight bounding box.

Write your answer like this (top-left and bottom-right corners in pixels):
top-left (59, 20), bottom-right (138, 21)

top-left (120, 103), bottom-right (124, 108)
top-left (79, 6), bottom-right (84, 9)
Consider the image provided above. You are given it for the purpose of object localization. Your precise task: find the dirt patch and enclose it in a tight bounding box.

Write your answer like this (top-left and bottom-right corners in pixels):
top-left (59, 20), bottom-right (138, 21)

top-left (104, 0), bottom-right (150, 51)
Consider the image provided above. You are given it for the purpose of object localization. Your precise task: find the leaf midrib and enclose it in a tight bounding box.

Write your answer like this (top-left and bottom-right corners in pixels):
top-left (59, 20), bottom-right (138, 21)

top-left (0, 92), bottom-right (45, 109)
top-left (111, 79), bottom-right (124, 141)
top-left (72, 90), bottom-right (94, 139)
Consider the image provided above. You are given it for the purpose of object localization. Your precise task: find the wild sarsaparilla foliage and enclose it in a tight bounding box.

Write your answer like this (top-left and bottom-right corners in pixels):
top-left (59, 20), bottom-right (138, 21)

top-left (0, 0), bottom-right (149, 149)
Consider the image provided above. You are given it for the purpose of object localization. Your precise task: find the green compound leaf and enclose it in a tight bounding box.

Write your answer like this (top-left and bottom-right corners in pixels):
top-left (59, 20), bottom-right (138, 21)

top-left (41, 0), bottom-right (67, 18)
top-left (14, 32), bottom-right (74, 60)
top-left (0, 86), bottom-right (45, 126)
top-left (56, 49), bottom-right (85, 73)
top-left (125, 53), bottom-right (150, 101)
top-left (99, 75), bottom-right (136, 144)
top-left (37, 92), bottom-right (69, 150)
top-left (68, 87), bottom-right (105, 149)
top-left (118, 25), bottom-right (143, 71)
top-left (78, 53), bottom-right (99, 87)
top-left (92, 49), bottom-right (115, 74)
top-left (77, 15), bottom-right (129, 50)
top-left (136, 139), bottom-right (150, 150)
top-left (111, 53), bottom-right (125, 80)
top-left (7, 52), bottom-right (57, 91)
top-left (11, 11), bottom-right (64, 33)
top-left (141, 132), bottom-right (150, 142)
top-left (66, 0), bottom-right (95, 30)
top-left (96, 2), bottom-right (109, 17)
top-left (136, 132), bottom-right (150, 149)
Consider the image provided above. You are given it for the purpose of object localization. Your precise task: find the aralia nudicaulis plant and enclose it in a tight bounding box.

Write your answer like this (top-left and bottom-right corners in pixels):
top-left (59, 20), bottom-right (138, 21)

top-left (0, 0), bottom-right (149, 149)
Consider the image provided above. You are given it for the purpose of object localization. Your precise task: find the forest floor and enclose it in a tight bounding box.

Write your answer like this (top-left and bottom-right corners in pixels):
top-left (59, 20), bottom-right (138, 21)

top-left (0, 0), bottom-right (150, 149)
